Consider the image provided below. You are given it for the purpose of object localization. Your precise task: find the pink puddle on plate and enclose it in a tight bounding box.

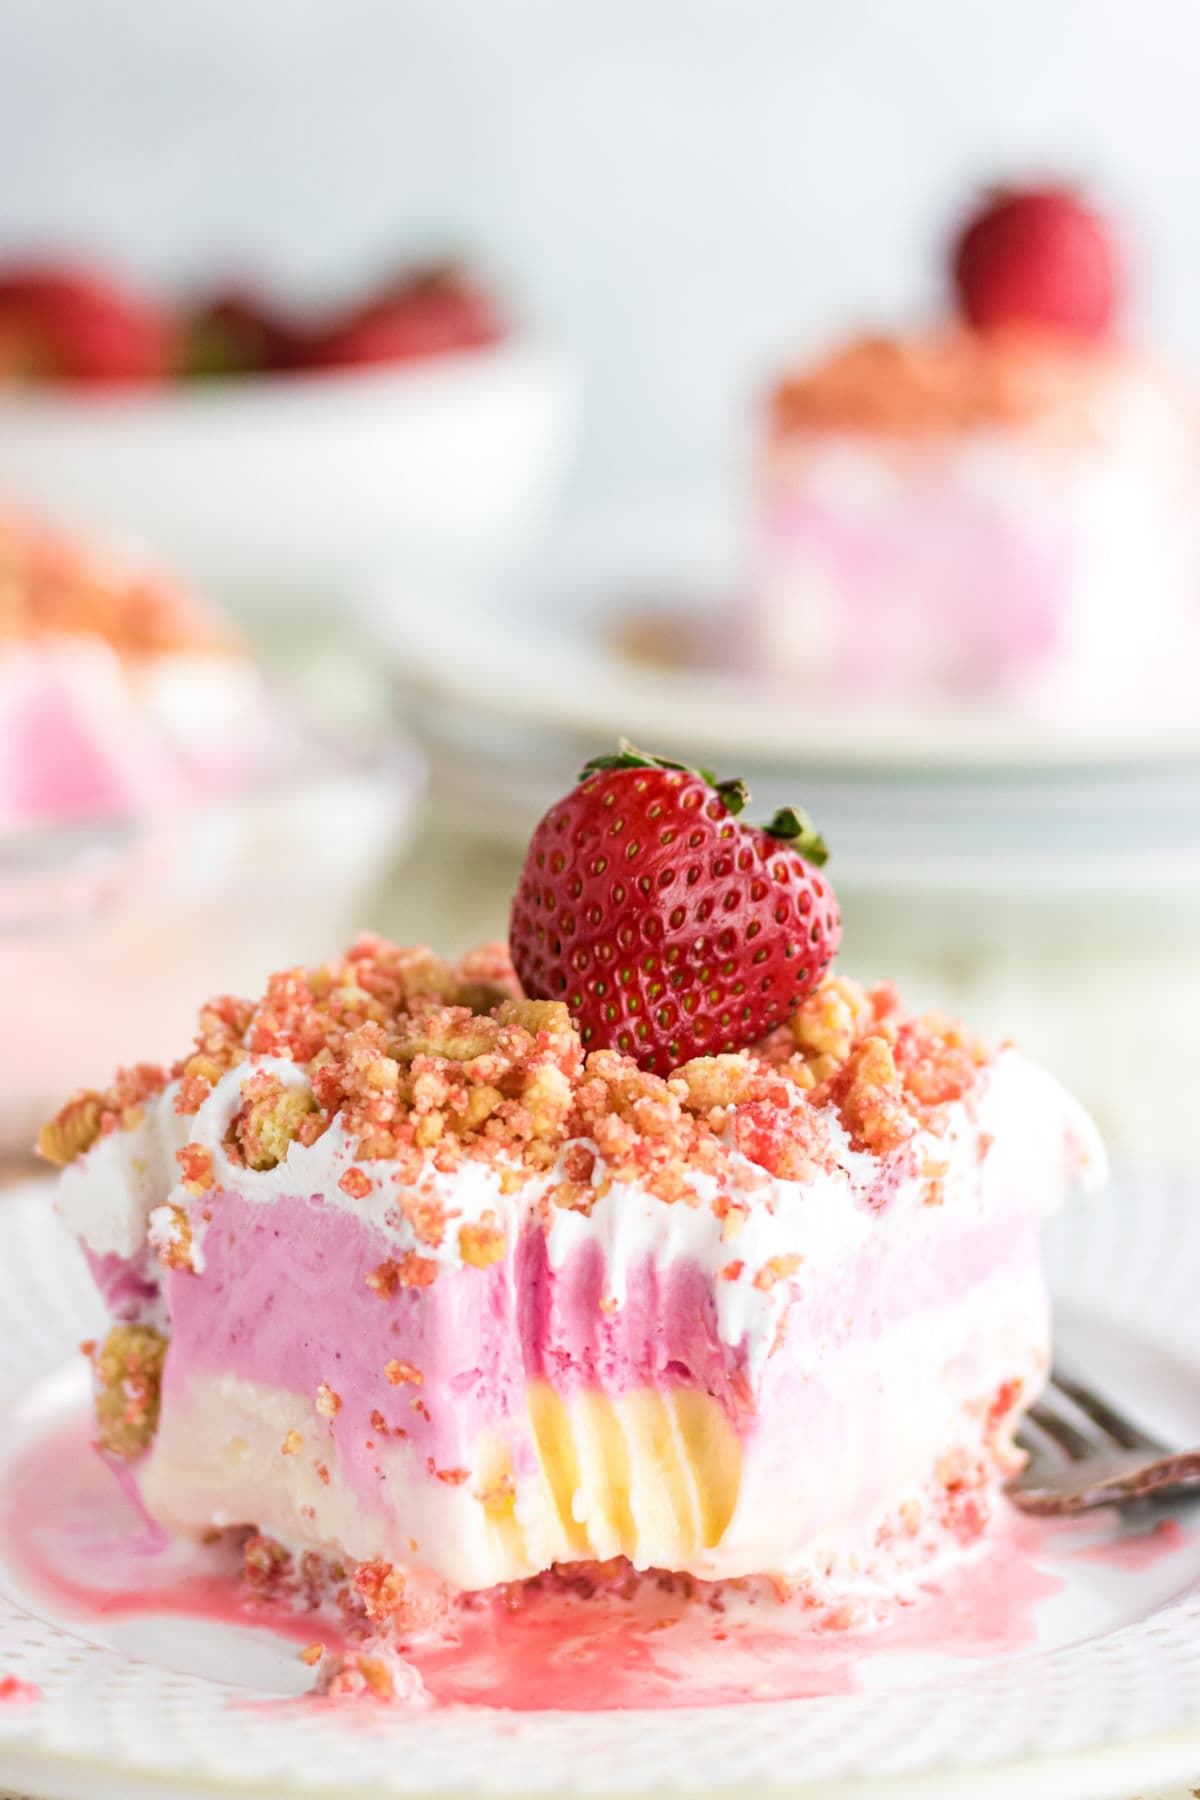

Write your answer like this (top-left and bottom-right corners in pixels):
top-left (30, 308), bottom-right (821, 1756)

top-left (0, 1404), bottom-right (1193, 1712)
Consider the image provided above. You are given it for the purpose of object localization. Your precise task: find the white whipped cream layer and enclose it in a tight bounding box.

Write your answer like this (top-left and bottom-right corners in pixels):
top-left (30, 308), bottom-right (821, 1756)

top-left (59, 1045), bottom-right (1104, 1377)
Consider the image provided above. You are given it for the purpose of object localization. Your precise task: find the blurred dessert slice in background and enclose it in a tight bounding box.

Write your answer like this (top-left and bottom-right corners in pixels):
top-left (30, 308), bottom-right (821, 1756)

top-left (0, 503), bottom-right (420, 1164)
top-left (0, 506), bottom-right (260, 832)
top-left (748, 186), bottom-right (1200, 708)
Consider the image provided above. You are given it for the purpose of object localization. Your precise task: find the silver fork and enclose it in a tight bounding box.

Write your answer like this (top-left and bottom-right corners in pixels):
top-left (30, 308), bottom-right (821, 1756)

top-left (1010, 1365), bottom-right (1200, 1515)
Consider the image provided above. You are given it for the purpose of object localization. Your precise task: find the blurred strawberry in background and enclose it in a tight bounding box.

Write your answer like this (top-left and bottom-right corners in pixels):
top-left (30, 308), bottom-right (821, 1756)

top-left (302, 264), bottom-right (503, 371)
top-left (0, 256), bottom-right (505, 387)
top-left (952, 186), bottom-right (1121, 339)
top-left (0, 263), bottom-right (175, 386)
top-left (181, 287), bottom-right (302, 379)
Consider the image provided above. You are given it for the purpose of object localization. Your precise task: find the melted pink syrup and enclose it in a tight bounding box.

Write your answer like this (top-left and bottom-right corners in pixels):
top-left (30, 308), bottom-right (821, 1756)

top-left (385, 1534), bottom-right (1059, 1710)
top-left (1, 1408), bottom-right (1186, 1712)
top-left (1, 1413), bottom-right (331, 1655)
top-left (1063, 1514), bottom-right (1191, 1572)
top-left (0, 1676), bottom-right (40, 1704)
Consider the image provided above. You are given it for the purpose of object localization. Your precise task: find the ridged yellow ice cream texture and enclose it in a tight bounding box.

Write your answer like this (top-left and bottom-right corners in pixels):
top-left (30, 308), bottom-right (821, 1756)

top-left (477, 1383), bottom-right (743, 1574)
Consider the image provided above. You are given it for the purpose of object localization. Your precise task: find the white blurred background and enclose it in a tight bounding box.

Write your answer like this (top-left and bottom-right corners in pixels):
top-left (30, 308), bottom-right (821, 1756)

top-left (1, 0), bottom-right (1197, 513)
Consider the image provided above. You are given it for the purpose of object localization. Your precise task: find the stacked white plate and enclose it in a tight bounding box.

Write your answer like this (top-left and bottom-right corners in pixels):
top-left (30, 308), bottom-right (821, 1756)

top-left (378, 504), bottom-right (1200, 909)
top-left (374, 500), bottom-right (1200, 1162)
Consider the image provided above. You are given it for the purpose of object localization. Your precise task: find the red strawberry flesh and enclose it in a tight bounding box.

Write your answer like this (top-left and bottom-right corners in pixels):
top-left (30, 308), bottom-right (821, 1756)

top-left (509, 751), bottom-right (841, 1074)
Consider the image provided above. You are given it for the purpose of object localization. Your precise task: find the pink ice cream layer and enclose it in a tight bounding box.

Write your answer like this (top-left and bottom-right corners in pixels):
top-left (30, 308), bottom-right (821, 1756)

top-left (0, 639), bottom-right (261, 832)
top-left (85, 1247), bottom-right (161, 1321)
top-left (0, 654), bottom-right (161, 825)
top-left (138, 1187), bottom-right (1041, 1524)
top-left (755, 495), bottom-right (1069, 692)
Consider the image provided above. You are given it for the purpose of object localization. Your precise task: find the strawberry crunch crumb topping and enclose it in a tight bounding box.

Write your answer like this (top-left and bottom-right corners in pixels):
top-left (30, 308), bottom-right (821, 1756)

top-left (91, 1324), bottom-right (167, 1458)
top-left (37, 1063), bottom-right (168, 1166)
top-left (768, 329), bottom-right (1145, 441)
top-left (41, 935), bottom-right (993, 1234)
top-left (458, 1216), bottom-right (508, 1267)
top-left (176, 1143), bottom-right (214, 1195)
top-left (148, 1203), bottom-right (196, 1271)
top-left (384, 1360), bottom-right (423, 1387)
top-left (0, 506), bottom-right (237, 655)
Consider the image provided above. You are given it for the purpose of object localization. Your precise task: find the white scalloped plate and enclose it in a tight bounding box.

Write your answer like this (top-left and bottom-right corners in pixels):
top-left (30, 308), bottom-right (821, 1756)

top-left (377, 538), bottom-right (1200, 776)
top-left (1, 1167), bottom-right (1199, 1800)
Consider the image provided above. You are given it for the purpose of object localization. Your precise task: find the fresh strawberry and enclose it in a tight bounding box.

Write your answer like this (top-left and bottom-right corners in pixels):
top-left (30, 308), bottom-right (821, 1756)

top-left (952, 186), bottom-right (1120, 340)
top-left (0, 262), bottom-right (174, 386)
top-left (509, 746), bottom-right (841, 1074)
top-left (302, 264), bottom-right (502, 371)
top-left (181, 287), bottom-right (301, 378)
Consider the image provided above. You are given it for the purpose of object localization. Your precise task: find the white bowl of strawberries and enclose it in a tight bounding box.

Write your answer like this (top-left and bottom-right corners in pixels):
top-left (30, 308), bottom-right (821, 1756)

top-left (0, 260), bottom-right (574, 612)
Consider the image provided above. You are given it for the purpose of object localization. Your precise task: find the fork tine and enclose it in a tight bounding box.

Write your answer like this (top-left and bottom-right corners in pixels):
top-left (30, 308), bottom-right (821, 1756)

top-left (1049, 1367), bottom-right (1170, 1455)
top-left (1027, 1399), bottom-right (1093, 1461)
top-left (1015, 1410), bottom-right (1061, 1466)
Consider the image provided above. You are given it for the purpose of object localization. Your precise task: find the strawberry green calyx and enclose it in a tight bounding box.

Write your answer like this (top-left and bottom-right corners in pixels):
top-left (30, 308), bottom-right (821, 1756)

top-left (579, 741), bottom-right (749, 814)
top-left (764, 806), bottom-right (829, 868)
top-left (579, 742), bottom-right (830, 854)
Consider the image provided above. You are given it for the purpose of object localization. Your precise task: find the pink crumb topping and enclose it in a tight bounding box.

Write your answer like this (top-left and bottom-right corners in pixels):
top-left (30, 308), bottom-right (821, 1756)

top-left (0, 504), bottom-right (236, 655)
top-left (40, 942), bottom-right (994, 1256)
top-left (768, 328), bottom-right (1165, 441)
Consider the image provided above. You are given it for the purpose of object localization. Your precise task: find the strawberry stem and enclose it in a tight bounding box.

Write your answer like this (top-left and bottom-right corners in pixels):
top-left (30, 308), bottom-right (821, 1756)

top-left (580, 743), bottom-right (832, 860)
top-left (764, 806), bottom-right (828, 866)
top-left (581, 742), bottom-right (699, 778)
top-left (581, 741), bottom-right (749, 813)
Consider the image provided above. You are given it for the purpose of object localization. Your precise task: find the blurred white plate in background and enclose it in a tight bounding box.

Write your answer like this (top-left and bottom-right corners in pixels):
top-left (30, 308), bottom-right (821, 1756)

top-left (375, 496), bottom-right (1200, 776)
top-left (372, 500), bottom-right (1200, 1164)
top-left (374, 499), bottom-right (1200, 908)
